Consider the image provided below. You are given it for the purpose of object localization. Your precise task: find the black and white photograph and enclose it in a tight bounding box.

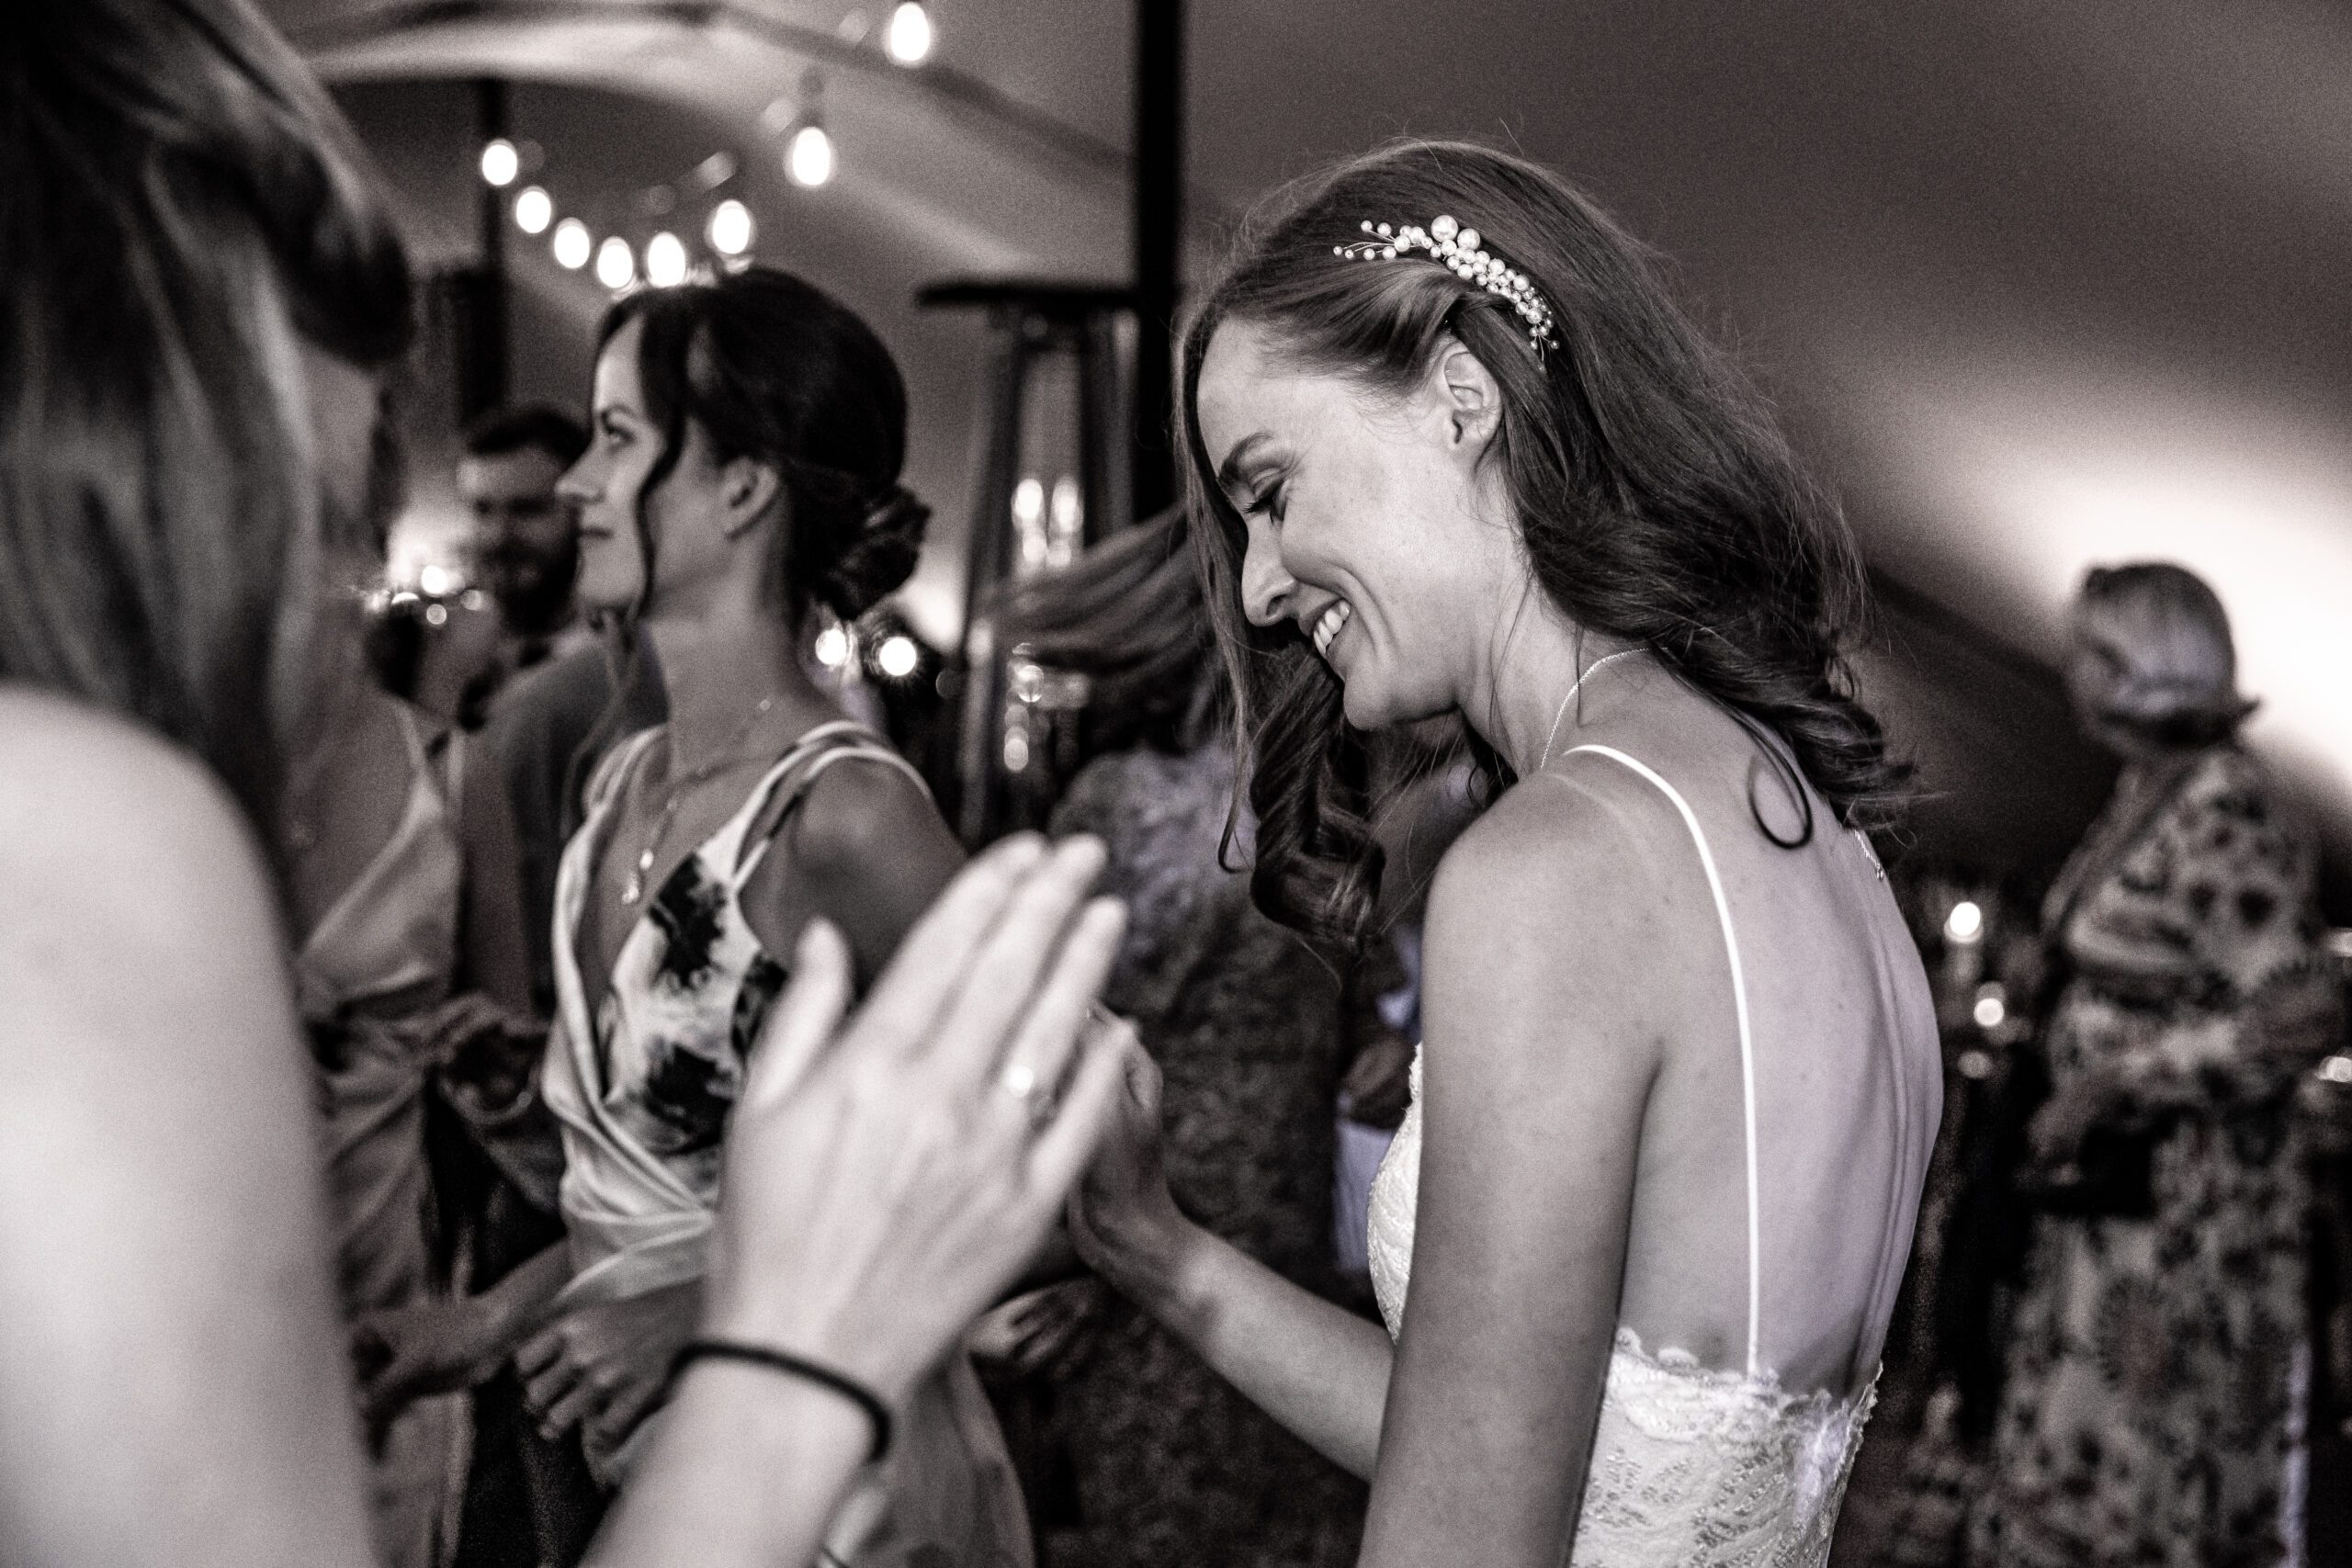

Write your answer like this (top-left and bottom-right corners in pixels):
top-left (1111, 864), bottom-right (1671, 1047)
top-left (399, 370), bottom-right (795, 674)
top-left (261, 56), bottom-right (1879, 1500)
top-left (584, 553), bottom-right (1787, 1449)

top-left (5, 3), bottom-right (2352, 1565)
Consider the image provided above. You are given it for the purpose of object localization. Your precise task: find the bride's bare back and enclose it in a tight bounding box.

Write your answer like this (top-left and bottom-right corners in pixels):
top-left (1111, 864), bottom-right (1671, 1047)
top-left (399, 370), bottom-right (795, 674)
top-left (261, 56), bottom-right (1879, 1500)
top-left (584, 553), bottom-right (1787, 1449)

top-left (1519, 671), bottom-right (1937, 1395)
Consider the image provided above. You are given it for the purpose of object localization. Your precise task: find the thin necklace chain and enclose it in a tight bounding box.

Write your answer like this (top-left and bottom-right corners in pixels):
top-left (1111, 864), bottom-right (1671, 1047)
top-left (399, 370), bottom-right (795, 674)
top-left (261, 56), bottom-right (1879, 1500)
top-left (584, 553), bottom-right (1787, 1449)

top-left (1535, 649), bottom-right (1643, 773)
top-left (620, 694), bottom-right (782, 906)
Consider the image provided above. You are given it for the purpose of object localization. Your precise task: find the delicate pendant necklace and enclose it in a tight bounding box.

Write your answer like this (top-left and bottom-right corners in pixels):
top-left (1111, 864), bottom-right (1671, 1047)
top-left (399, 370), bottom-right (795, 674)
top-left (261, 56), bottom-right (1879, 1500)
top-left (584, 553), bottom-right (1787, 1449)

top-left (1535, 649), bottom-right (1643, 773)
top-left (619, 695), bottom-right (779, 907)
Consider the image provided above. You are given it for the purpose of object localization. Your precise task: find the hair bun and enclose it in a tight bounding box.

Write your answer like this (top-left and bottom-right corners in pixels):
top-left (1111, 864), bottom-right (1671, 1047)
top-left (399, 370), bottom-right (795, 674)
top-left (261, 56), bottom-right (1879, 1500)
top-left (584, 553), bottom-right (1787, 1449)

top-left (817, 483), bottom-right (931, 619)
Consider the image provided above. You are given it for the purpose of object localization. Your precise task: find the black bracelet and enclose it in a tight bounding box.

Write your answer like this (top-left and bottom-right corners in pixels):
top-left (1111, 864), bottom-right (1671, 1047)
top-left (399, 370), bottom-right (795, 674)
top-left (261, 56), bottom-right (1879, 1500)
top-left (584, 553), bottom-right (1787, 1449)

top-left (670, 1339), bottom-right (893, 1465)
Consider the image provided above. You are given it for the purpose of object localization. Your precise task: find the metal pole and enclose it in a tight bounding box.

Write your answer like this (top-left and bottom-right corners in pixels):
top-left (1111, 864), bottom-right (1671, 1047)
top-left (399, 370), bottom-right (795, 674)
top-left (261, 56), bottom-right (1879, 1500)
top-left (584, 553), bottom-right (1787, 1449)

top-left (465, 77), bottom-right (511, 423)
top-left (1130, 0), bottom-right (1182, 523)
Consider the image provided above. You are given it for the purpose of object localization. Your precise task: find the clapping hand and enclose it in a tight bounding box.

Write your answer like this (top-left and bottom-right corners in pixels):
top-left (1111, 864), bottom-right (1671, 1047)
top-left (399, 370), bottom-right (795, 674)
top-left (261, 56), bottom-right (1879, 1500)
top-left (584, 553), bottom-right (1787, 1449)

top-left (698, 833), bottom-right (1132, 1406)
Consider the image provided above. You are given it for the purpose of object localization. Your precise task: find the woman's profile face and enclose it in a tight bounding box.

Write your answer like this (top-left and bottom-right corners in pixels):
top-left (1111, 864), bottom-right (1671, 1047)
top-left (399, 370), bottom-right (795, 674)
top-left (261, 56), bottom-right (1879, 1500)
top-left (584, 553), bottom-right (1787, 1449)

top-left (560, 316), bottom-right (737, 621)
top-left (1194, 320), bottom-right (1513, 731)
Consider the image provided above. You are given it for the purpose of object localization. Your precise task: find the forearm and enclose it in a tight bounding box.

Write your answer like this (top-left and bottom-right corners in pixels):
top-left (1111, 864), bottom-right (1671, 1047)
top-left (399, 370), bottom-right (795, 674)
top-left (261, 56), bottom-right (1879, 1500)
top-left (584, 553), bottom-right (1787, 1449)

top-left (1102, 1219), bottom-right (1394, 1479)
top-left (441, 1077), bottom-right (566, 1213)
top-left (481, 1244), bottom-right (573, 1353)
top-left (586, 1362), bottom-right (871, 1568)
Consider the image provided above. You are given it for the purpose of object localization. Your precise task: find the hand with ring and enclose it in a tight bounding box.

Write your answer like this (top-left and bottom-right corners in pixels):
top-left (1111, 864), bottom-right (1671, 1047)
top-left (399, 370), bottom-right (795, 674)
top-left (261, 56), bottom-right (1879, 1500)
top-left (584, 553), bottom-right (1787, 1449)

top-left (695, 832), bottom-right (1133, 1409)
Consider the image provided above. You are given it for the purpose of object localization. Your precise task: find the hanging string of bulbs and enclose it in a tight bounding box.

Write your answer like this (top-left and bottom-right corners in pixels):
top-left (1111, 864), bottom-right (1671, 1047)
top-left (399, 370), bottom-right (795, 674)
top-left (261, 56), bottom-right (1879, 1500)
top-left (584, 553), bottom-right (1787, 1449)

top-left (477, 1), bottom-right (936, 293)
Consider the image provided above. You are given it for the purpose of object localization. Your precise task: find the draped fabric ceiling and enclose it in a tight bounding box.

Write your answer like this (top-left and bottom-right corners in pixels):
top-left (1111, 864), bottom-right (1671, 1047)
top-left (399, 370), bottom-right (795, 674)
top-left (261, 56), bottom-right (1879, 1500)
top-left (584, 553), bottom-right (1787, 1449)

top-left (271, 0), bottom-right (2352, 899)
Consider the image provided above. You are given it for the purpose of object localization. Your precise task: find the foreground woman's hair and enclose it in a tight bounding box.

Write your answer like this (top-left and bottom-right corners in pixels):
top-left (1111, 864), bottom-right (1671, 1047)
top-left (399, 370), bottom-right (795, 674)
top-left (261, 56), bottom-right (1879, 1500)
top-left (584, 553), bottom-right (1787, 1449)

top-left (1179, 140), bottom-right (1905, 945)
top-left (0, 0), bottom-right (411, 827)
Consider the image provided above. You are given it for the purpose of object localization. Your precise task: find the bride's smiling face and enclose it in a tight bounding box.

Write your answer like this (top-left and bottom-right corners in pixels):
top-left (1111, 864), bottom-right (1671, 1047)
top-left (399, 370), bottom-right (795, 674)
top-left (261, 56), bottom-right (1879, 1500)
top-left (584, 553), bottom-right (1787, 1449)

top-left (1195, 319), bottom-right (1515, 730)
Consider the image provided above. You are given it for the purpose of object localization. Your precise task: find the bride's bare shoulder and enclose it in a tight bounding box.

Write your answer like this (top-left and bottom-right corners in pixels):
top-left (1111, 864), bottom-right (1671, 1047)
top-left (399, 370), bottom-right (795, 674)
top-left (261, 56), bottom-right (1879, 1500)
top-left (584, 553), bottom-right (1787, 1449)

top-left (0, 686), bottom-right (275, 930)
top-left (1423, 759), bottom-right (1711, 1012)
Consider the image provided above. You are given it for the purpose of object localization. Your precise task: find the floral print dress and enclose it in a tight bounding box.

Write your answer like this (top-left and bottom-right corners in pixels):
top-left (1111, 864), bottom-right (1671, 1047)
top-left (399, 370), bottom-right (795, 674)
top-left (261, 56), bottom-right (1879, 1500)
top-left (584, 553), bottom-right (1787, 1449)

top-left (1971, 746), bottom-right (2340, 1568)
top-left (544, 720), bottom-right (1034, 1568)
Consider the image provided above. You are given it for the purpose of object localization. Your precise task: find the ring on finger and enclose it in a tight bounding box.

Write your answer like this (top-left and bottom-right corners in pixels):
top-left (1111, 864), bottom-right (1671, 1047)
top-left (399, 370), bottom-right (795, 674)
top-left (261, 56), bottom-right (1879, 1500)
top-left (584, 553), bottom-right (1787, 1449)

top-left (998, 1060), bottom-right (1057, 1131)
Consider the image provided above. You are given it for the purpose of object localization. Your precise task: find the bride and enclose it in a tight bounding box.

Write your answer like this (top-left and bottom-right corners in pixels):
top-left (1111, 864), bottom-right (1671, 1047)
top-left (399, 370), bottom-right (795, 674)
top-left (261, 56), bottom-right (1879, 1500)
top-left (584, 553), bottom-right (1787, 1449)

top-left (1071, 141), bottom-right (1941, 1564)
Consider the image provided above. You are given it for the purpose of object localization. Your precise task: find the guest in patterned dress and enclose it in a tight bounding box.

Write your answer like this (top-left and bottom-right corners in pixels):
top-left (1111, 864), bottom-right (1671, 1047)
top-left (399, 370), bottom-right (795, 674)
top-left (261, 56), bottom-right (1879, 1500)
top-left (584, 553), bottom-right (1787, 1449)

top-left (993, 515), bottom-right (1368, 1568)
top-left (1971, 563), bottom-right (2341, 1568)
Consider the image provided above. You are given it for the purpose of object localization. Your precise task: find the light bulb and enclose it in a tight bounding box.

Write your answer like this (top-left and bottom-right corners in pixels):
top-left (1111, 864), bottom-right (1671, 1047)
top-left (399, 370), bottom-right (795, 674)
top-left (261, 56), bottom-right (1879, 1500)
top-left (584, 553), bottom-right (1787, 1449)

top-left (551, 218), bottom-right (592, 269)
top-left (813, 626), bottom-right (850, 668)
top-left (645, 231), bottom-right (688, 288)
top-left (594, 235), bottom-right (635, 290)
top-left (787, 123), bottom-right (835, 187)
top-left (480, 138), bottom-right (520, 187)
top-left (1944, 899), bottom-right (1984, 944)
top-left (877, 635), bottom-right (920, 678)
top-left (513, 186), bottom-right (552, 234)
top-left (707, 198), bottom-right (754, 256)
top-left (885, 2), bottom-right (934, 64)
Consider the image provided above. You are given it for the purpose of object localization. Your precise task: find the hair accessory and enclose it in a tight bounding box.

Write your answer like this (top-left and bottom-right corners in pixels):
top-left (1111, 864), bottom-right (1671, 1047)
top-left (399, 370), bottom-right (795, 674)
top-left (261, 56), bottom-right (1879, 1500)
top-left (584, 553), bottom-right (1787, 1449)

top-left (671, 1339), bottom-right (894, 1464)
top-left (1335, 215), bottom-right (1559, 353)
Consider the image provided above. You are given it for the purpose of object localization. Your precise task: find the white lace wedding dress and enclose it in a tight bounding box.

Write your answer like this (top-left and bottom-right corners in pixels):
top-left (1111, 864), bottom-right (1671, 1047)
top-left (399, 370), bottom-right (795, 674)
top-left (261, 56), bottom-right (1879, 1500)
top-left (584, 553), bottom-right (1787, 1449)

top-left (1365, 745), bottom-right (1879, 1567)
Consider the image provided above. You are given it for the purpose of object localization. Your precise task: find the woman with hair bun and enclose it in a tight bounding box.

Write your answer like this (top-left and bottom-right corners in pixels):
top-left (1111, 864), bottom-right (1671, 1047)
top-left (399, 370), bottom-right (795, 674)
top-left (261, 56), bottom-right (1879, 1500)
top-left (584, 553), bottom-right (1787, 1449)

top-left (366, 267), bottom-right (1026, 1564)
top-left (1071, 140), bottom-right (1941, 1564)
top-left (1970, 562), bottom-right (2337, 1568)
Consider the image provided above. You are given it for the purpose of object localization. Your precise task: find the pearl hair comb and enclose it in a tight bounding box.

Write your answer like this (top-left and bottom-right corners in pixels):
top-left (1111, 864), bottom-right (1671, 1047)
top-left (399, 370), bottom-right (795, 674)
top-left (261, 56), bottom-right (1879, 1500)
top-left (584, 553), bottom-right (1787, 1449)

top-left (1334, 214), bottom-right (1559, 353)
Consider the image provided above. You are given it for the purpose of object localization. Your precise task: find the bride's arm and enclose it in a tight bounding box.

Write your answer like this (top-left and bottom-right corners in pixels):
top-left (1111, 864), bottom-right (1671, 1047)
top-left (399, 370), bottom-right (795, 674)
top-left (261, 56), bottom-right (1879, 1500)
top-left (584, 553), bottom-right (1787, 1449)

top-left (1080, 1173), bottom-right (1396, 1479)
top-left (1357, 784), bottom-right (1665, 1565)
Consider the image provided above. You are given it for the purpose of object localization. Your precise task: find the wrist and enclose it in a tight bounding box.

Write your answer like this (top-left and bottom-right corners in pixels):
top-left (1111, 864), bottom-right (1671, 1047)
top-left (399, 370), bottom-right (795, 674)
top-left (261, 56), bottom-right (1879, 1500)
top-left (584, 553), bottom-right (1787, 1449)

top-left (697, 1292), bottom-right (924, 1410)
top-left (1094, 1203), bottom-right (1209, 1318)
top-left (672, 1341), bottom-right (892, 1464)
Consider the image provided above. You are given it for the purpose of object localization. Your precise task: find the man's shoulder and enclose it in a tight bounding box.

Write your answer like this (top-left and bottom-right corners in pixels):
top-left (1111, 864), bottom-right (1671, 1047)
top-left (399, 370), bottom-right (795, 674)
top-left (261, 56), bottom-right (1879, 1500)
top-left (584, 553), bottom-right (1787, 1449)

top-left (488, 638), bottom-right (647, 746)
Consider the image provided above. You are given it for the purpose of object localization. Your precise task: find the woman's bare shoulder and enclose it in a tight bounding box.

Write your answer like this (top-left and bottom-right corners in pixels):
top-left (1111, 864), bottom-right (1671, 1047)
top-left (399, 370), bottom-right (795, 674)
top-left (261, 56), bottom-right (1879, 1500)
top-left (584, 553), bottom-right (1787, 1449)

top-left (1427, 759), bottom-right (1693, 933)
top-left (0, 687), bottom-right (277, 944)
top-left (1422, 762), bottom-right (1703, 1062)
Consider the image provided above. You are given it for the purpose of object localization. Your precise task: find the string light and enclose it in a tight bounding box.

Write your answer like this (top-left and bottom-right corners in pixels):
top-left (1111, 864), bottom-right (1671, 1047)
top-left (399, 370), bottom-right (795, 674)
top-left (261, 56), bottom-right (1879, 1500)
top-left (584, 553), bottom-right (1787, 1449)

top-left (885, 2), bottom-right (934, 64)
top-left (552, 218), bottom-right (592, 269)
top-left (813, 626), bottom-right (851, 668)
top-left (645, 231), bottom-right (688, 288)
top-left (594, 235), bottom-right (635, 289)
top-left (877, 635), bottom-right (920, 678)
top-left (787, 122), bottom-right (835, 187)
top-left (513, 186), bottom-right (553, 234)
top-left (480, 138), bottom-right (519, 187)
top-left (707, 198), bottom-right (755, 256)
top-left (1944, 899), bottom-right (1984, 944)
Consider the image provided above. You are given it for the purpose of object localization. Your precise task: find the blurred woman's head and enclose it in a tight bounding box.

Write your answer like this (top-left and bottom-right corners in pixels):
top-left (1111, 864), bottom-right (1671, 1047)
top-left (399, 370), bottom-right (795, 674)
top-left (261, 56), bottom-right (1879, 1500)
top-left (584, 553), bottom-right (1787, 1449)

top-left (0, 0), bottom-right (411, 827)
top-left (992, 511), bottom-right (1218, 760)
top-left (1179, 139), bottom-right (1901, 944)
top-left (2066, 561), bottom-right (2253, 756)
top-left (562, 268), bottom-right (927, 635)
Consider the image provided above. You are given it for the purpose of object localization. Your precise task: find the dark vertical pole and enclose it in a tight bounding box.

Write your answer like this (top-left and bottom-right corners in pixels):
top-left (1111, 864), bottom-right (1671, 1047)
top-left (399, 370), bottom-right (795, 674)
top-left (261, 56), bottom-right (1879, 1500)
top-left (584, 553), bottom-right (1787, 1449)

top-left (1130, 0), bottom-right (1182, 523)
top-left (460, 77), bottom-right (511, 423)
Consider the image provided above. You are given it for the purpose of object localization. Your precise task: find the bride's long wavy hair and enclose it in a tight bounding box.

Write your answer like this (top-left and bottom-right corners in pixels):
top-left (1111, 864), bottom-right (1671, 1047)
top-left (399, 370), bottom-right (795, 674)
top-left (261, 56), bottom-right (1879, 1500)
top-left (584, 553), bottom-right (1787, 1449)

top-left (1181, 141), bottom-right (1906, 948)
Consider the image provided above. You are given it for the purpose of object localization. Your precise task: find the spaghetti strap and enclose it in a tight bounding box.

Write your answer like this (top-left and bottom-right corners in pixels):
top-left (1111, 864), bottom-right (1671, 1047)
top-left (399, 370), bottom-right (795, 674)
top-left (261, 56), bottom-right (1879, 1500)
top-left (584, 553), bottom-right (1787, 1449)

top-left (727, 722), bottom-right (930, 891)
top-left (1556, 744), bottom-right (1763, 1378)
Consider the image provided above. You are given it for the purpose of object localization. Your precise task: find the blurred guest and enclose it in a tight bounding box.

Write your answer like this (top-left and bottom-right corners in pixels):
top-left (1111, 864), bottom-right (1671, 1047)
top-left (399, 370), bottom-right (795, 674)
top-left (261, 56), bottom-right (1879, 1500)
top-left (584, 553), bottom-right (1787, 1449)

top-left (292, 536), bottom-right (541, 1568)
top-left (464, 407), bottom-right (594, 666)
top-left (1971, 563), bottom-right (2340, 1568)
top-left (994, 513), bottom-right (1367, 1568)
top-left (412, 408), bottom-right (594, 727)
top-left (483, 637), bottom-right (666, 1016)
